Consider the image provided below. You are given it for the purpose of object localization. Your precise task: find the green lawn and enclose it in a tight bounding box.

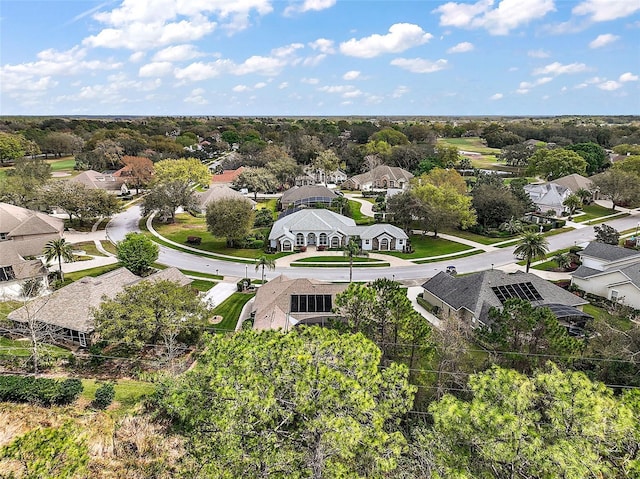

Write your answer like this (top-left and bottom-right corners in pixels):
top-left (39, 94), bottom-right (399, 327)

top-left (178, 269), bottom-right (223, 280)
top-left (64, 263), bottom-right (122, 283)
top-left (211, 293), bottom-right (255, 332)
top-left (347, 200), bottom-right (375, 225)
top-left (582, 304), bottom-right (634, 331)
top-left (436, 137), bottom-right (501, 155)
top-left (190, 279), bottom-right (216, 292)
top-left (290, 262), bottom-right (390, 268)
top-left (445, 228), bottom-right (517, 245)
top-left (381, 234), bottom-right (471, 259)
top-left (574, 204), bottom-right (620, 223)
top-left (80, 378), bottom-right (156, 408)
top-left (48, 157), bottom-right (76, 172)
top-left (0, 337), bottom-right (68, 358)
top-left (152, 214), bottom-right (288, 260)
top-left (71, 241), bottom-right (106, 257)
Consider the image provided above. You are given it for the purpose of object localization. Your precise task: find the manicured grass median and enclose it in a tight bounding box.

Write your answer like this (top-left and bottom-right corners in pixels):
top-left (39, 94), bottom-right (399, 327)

top-left (211, 292), bottom-right (255, 332)
top-left (413, 249), bottom-right (483, 264)
top-left (290, 262), bottom-right (391, 268)
top-left (295, 256), bottom-right (382, 263)
top-left (574, 204), bottom-right (617, 222)
top-left (444, 228), bottom-right (516, 245)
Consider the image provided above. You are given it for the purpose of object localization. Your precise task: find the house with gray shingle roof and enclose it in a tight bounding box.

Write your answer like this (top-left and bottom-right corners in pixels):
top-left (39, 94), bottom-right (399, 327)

top-left (268, 209), bottom-right (408, 252)
top-left (71, 169), bottom-right (127, 193)
top-left (552, 173), bottom-right (599, 200)
top-left (422, 269), bottom-right (590, 331)
top-left (524, 182), bottom-right (571, 215)
top-left (342, 165), bottom-right (413, 191)
top-left (0, 241), bottom-right (48, 299)
top-left (571, 242), bottom-right (640, 309)
top-left (251, 275), bottom-right (348, 331)
top-left (7, 267), bottom-right (192, 347)
top-left (195, 184), bottom-right (256, 213)
top-left (0, 203), bottom-right (65, 257)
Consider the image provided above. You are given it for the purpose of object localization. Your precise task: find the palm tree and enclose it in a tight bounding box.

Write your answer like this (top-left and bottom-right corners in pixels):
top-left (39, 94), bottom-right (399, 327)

top-left (499, 217), bottom-right (524, 235)
top-left (562, 194), bottom-right (582, 220)
top-left (575, 187), bottom-right (592, 205)
top-left (255, 255), bottom-right (276, 284)
top-left (343, 236), bottom-right (368, 283)
top-left (514, 232), bottom-right (549, 273)
top-left (43, 238), bottom-right (75, 282)
top-left (553, 252), bottom-right (572, 271)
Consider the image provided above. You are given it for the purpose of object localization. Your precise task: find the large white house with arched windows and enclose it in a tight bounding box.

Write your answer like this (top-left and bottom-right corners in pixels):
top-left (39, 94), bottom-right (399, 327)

top-left (268, 209), bottom-right (408, 252)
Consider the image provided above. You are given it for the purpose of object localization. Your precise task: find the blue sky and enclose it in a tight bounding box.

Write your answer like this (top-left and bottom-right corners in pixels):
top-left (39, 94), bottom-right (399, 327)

top-left (1, 0), bottom-right (639, 116)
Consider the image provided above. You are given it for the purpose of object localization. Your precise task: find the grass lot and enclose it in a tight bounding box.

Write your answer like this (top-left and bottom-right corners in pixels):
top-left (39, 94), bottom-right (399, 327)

top-left (584, 213), bottom-right (630, 225)
top-left (80, 378), bottom-right (156, 409)
top-left (494, 227), bottom-right (575, 248)
top-left (190, 279), bottom-right (216, 292)
top-left (71, 241), bottom-right (106, 257)
top-left (295, 256), bottom-right (382, 263)
top-left (381, 234), bottom-right (471, 259)
top-left (48, 157), bottom-right (76, 172)
top-left (256, 198), bottom-right (278, 212)
top-left (178, 269), bottom-right (223, 280)
top-left (413, 249), bottom-right (483, 264)
top-left (437, 137), bottom-right (501, 155)
top-left (64, 263), bottom-right (122, 283)
top-left (348, 200), bottom-right (375, 225)
top-left (582, 304), bottom-right (635, 332)
top-left (152, 213), bottom-right (288, 260)
top-left (101, 240), bottom-right (118, 255)
top-left (445, 228), bottom-right (517, 245)
top-left (574, 203), bottom-right (620, 223)
top-left (211, 292), bottom-right (254, 332)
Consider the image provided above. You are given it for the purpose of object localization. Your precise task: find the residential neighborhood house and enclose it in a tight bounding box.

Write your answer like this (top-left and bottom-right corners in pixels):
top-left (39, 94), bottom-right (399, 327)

top-left (523, 182), bottom-right (572, 215)
top-left (0, 203), bottom-right (65, 257)
top-left (571, 241), bottom-right (640, 309)
top-left (71, 170), bottom-right (127, 194)
top-left (195, 184), bottom-right (256, 213)
top-left (279, 185), bottom-right (338, 211)
top-left (552, 173), bottom-right (599, 201)
top-left (0, 241), bottom-right (48, 299)
top-left (251, 275), bottom-right (348, 331)
top-left (268, 209), bottom-right (408, 252)
top-left (342, 165), bottom-right (413, 191)
top-left (7, 267), bottom-right (192, 347)
top-left (422, 269), bottom-right (591, 333)
top-left (295, 167), bottom-right (348, 187)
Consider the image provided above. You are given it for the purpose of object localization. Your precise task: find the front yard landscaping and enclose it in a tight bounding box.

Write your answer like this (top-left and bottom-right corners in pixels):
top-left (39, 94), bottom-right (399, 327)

top-left (211, 293), bottom-right (254, 332)
top-left (381, 234), bottom-right (472, 259)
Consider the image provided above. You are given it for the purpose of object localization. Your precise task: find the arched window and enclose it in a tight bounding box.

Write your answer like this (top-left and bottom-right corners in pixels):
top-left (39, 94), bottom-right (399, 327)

top-left (282, 240), bottom-right (292, 252)
top-left (331, 236), bottom-right (340, 248)
top-left (380, 238), bottom-right (389, 250)
top-left (319, 233), bottom-right (327, 246)
top-left (296, 233), bottom-right (304, 246)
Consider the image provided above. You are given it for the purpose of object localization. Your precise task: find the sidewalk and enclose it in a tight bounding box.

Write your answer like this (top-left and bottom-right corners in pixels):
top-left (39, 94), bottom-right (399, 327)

top-left (274, 248), bottom-right (412, 267)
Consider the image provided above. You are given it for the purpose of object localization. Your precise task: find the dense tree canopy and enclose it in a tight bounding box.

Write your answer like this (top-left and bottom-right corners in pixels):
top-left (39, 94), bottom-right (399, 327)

top-left (205, 198), bottom-right (255, 247)
top-left (527, 148), bottom-right (587, 180)
top-left (156, 327), bottom-right (416, 479)
top-left (116, 232), bottom-right (159, 276)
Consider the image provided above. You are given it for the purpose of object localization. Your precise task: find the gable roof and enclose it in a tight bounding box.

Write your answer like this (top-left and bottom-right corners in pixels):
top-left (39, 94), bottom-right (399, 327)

top-left (0, 242), bottom-right (47, 281)
top-left (70, 170), bottom-right (124, 191)
top-left (552, 173), bottom-right (595, 193)
top-left (252, 275), bottom-right (347, 331)
top-left (422, 269), bottom-right (587, 325)
top-left (348, 165), bottom-right (413, 185)
top-left (281, 185), bottom-right (337, 204)
top-left (8, 267), bottom-right (191, 334)
top-left (196, 185), bottom-right (256, 209)
top-left (0, 203), bottom-right (64, 237)
top-left (211, 167), bottom-right (244, 184)
top-left (579, 241), bottom-right (640, 263)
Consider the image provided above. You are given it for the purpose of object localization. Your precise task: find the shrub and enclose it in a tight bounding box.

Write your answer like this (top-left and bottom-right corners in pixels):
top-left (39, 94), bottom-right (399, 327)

top-left (0, 375), bottom-right (83, 406)
top-left (554, 219), bottom-right (566, 228)
top-left (92, 382), bottom-right (115, 410)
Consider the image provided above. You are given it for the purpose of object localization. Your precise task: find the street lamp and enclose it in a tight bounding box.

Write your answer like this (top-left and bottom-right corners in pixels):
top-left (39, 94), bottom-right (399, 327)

top-left (245, 264), bottom-right (248, 279)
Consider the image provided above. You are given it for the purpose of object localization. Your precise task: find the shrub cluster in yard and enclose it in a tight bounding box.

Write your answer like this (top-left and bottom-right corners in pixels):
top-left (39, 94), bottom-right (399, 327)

top-left (92, 381), bottom-right (115, 409)
top-left (0, 375), bottom-right (83, 406)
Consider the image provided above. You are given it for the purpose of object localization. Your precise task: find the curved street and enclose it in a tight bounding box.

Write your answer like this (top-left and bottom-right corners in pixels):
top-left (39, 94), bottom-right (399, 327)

top-left (105, 205), bottom-right (640, 285)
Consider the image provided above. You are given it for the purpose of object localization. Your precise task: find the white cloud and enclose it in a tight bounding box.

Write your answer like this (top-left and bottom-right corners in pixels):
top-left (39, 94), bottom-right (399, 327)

top-left (390, 58), bottom-right (448, 74)
top-left (284, 0), bottom-right (336, 16)
top-left (434, 0), bottom-right (555, 35)
top-left (317, 84), bottom-right (363, 99)
top-left (516, 76), bottom-right (553, 94)
top-left (301, 77), bottom-right (320, 84)
top-left (573, 0), bottom-right (640, 22)
top-left (234, 55), bottom-right (287, 76)
top-left (392, 86), bottom-right (410, 98)
top-left (447, 41), bottom-right (474, 53)
top-left (174, 60), bottom-right (232, 81)
top-left (533, 62), bottom-right (588, 76)
top-left (598, 80), bottom-right (621, 91)
top-left (272, 43), bottom-right (304, 58)
top-left (340, 23), bottom-right (433, 58)
top-left (343, 70), bottom-right (361, 80)
top-left (279, 82), bottom-right (289, 89)
top-left (129, 52), bottom-right (146, 63)
top-left (302, 54), bottom-right (327, 66)
top-left (342, 89), bottom-right (363, 98)
top-left (589, 33), bottom-right (619, 48)
top-left (184, 88), bottom-right (208, 104)
top-left (490, 93), bottom-right (503, 100)
top-left (233, 84), bottom-right (250, 92)
top-left (139, 61), bottom-right (174, 77)
top-left (254, 82), bottom-right (267, 89)
top-left (308, 38), bottom-right (335, 54)
top-left (620, 72), bottom-right (639, 82)
top-left (528, 49), bottom-right (550, 58)
top-left (153, 44), bottom-right (203, 62)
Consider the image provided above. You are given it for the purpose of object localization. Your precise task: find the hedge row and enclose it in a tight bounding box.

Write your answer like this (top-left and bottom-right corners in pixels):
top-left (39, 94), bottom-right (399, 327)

top-left (0, 375), bottom-right (83, 406)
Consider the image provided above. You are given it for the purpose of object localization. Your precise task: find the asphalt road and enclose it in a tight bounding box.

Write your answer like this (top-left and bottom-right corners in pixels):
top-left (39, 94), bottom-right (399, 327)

top-left (106, 206), bottom-right (640, 285)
